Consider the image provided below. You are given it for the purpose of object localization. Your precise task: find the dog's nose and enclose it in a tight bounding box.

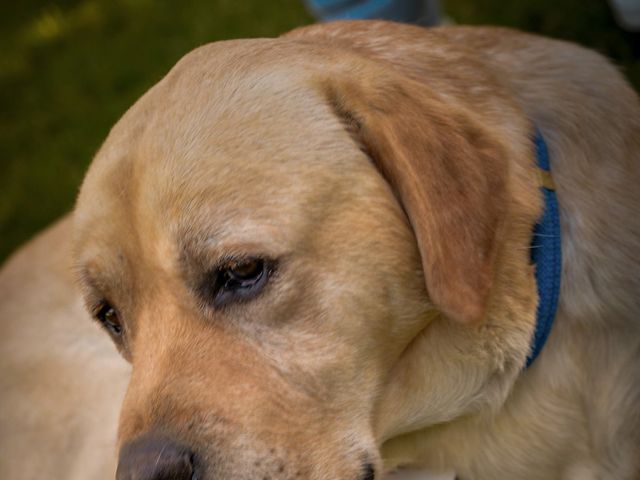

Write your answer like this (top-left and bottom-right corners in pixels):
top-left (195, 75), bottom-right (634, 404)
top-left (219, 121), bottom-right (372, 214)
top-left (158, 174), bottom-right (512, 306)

top-left (116, 433), bottom-right (194, 480)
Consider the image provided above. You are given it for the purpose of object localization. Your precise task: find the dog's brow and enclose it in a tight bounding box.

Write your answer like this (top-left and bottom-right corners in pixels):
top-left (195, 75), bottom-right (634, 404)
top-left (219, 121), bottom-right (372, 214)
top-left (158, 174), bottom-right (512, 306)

top-left (74, 261), bottom-right (118, 301)
top-left (73, 264), bottom-right (95, 292)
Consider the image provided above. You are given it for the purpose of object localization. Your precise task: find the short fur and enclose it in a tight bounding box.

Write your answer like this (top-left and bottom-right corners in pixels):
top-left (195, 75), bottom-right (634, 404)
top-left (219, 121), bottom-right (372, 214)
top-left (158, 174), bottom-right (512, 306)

top-left (1, 21), bottom-right (639, 480)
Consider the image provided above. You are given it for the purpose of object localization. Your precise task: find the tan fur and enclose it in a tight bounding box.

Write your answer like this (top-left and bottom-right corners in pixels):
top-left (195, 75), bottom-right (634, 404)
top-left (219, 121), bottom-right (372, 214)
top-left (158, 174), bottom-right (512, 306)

top-left (1, 21), bottom-right (639, 480)
top-left (0, 217), bottom-right (129, 479)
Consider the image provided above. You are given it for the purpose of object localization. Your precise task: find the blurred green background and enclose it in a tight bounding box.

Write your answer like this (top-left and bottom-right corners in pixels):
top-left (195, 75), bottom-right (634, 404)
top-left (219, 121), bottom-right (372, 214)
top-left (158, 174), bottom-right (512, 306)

top-left (1, 0), bottom-right (639, 262)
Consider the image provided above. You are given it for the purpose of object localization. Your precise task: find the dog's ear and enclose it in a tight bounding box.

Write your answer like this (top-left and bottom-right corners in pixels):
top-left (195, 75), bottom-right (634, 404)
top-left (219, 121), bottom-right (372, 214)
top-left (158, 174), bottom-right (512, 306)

top-left (322, 72), bottom-right (508, 324)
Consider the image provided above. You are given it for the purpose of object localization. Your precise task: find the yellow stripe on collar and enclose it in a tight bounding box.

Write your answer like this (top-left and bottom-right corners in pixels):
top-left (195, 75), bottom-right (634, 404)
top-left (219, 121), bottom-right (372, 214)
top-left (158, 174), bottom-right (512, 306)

top-left (537, 168), bottom-right (556, 191)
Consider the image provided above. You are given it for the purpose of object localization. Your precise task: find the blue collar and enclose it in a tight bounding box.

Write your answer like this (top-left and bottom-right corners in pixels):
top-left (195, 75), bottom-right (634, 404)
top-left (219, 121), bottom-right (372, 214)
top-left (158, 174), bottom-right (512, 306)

top-left (526, 130), bottom-right (562, 368)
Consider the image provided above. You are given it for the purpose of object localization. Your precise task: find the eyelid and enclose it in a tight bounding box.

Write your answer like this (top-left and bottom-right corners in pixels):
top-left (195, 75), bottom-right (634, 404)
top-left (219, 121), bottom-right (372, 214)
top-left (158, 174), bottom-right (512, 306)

top-left (89, 302), bottom-right (104, 317)
top-left (195, 236), bottom-right (287, 264)
top-left (83, 292), bottom-right (107, 317)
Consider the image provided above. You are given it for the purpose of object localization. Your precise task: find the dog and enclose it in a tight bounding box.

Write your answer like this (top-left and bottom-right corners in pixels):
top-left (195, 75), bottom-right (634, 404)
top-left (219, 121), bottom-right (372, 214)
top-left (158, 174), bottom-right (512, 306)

top-left (1, 20), bottom-right (639, 480)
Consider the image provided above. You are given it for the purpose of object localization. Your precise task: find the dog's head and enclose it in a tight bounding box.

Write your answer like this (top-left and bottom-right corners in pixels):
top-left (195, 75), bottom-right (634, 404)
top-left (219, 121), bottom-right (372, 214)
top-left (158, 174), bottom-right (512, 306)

top-left (74, 28), bottom-right (539, 480)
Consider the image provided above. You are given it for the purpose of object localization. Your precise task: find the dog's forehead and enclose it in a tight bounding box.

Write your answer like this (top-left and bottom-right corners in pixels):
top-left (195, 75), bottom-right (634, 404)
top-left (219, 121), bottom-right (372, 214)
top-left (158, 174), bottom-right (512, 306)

top-left (73, 38), bottom-right (372, 268)
top-left (85, 41), bottom-right (335, 173)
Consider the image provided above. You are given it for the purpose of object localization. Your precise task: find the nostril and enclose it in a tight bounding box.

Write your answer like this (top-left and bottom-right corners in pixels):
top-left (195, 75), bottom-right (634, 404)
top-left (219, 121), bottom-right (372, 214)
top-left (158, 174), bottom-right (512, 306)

top-left (360, 462), bottom-right (375, 480)
top-left (116, 433), bottom-right (195, 480)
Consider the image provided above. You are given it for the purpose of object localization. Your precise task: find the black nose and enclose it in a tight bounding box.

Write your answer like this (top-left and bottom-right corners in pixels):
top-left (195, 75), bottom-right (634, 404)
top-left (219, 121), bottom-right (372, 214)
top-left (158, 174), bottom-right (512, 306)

top-left (116, 433), bottom-right (195, 480)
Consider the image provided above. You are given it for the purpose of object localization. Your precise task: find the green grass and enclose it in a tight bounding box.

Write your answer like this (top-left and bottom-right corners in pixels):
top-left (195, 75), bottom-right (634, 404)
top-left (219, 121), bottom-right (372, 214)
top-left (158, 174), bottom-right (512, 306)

top-left (0, 0), bottom-right (313, 261)
top-left (1, 0), bottom-right (638, 262)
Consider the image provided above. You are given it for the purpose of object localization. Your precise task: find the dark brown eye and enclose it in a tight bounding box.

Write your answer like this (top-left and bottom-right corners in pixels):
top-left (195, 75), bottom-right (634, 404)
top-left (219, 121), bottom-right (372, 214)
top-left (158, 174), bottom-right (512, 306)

top-left (95, 303), bottom-right (122, 336)
top-left (209, 257), bottom-right (272, 307)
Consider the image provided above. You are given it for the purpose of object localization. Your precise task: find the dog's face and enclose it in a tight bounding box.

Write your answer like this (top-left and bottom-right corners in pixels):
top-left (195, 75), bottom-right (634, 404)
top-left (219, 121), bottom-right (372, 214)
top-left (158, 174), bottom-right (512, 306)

top-left (74, 35), bottom-right (528, 479)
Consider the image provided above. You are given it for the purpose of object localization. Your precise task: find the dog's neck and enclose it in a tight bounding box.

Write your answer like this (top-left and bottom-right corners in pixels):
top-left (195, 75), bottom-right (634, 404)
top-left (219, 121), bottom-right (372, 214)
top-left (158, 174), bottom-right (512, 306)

top-left (526, 129), bottom-right (561, 367)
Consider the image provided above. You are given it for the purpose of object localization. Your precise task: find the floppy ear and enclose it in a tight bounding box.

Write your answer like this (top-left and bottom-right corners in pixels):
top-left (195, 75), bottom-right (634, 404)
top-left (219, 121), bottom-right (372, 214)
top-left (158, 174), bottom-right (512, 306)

top-left (321, 73), bottom-right (508, 324)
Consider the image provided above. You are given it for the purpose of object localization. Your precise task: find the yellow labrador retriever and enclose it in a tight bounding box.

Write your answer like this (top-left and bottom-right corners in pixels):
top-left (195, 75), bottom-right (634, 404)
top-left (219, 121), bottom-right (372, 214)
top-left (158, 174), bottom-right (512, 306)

top-left (1, 21), bottom-right (639, 480)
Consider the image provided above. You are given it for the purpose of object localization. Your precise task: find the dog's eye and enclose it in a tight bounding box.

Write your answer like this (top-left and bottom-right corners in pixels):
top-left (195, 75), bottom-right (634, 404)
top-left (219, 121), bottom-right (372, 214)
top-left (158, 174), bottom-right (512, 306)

top-left (210, 257), bottom-right (271, 307)
top-left (95, 302), bottom-right (123, 336)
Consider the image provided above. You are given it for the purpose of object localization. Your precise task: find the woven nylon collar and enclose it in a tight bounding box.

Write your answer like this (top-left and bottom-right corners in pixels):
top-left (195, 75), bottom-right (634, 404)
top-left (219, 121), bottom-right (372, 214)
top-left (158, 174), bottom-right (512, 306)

top-left (526, 129), bottom-right (562, 368)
